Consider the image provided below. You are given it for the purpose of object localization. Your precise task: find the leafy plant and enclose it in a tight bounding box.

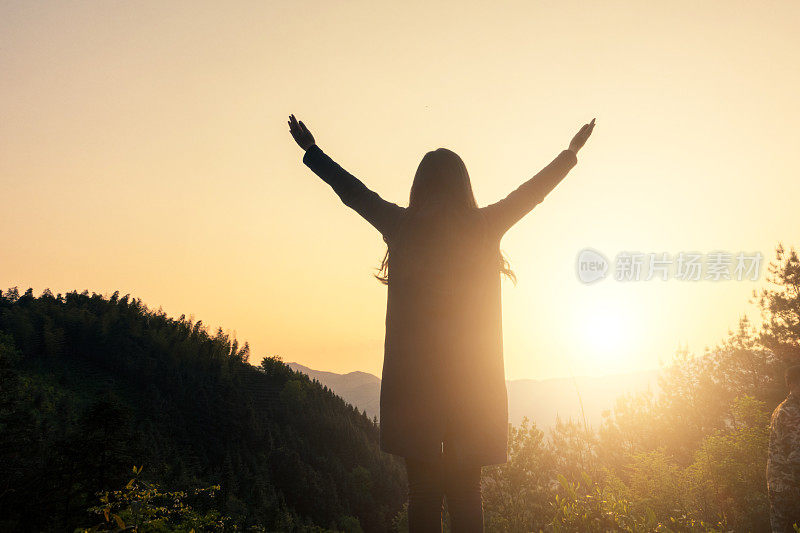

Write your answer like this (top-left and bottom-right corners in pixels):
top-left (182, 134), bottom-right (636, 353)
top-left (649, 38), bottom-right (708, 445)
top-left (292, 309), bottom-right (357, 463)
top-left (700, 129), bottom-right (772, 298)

top-left (81, 465), bottom-right (227, 532)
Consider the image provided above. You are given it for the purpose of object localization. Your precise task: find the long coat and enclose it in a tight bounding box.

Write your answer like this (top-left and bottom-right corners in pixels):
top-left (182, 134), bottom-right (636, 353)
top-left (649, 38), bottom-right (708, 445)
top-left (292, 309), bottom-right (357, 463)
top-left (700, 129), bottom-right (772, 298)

top-left (302, 144), bottom-right (577, 466)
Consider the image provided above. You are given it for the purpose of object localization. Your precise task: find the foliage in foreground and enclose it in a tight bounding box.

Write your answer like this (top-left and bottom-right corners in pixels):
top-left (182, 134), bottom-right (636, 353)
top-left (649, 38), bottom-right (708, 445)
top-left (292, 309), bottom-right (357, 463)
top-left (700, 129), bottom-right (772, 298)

top-left (80, 465), bottom-right (227, 532)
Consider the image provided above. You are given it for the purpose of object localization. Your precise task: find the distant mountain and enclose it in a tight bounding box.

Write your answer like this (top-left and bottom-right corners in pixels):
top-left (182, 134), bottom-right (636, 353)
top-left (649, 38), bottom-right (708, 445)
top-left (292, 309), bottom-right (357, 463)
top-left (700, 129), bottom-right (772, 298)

top-left (287, 362), bottom-right (381, 419)
top-left (506, 369), bottom-right (661, 431)
top-left (288, 362), bottom-right (661, 432)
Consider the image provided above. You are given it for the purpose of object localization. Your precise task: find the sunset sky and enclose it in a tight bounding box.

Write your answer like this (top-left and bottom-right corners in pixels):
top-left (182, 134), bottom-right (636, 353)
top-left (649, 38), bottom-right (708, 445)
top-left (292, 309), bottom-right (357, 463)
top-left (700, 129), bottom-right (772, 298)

top-left (2, 1), bottom-right (799, 380)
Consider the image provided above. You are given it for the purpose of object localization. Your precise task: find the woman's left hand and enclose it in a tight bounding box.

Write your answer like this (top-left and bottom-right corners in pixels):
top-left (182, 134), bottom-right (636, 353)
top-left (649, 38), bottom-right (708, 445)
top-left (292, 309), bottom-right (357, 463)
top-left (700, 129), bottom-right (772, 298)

top-left (288, 114), bottom-right (316, 151)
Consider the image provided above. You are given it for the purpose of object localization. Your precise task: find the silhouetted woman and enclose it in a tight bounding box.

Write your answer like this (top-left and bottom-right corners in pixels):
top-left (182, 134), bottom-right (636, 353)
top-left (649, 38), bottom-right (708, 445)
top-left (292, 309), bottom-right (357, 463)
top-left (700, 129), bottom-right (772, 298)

top-left (289, 114), bottom-right (594, 532)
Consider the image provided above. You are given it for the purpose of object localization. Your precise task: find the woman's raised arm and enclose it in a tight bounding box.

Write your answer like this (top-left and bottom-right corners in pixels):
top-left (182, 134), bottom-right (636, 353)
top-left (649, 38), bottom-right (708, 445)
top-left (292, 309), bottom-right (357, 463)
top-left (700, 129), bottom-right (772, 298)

top-left (480, 119), bottom-right (595, 236)
top-left (289, 114), bottom-right (404, 237)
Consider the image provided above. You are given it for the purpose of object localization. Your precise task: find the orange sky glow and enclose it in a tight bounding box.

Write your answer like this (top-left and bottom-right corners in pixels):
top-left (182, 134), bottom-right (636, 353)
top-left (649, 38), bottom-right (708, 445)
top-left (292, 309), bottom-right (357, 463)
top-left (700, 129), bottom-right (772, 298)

top-left (2, 1), bottom-right (799, 380)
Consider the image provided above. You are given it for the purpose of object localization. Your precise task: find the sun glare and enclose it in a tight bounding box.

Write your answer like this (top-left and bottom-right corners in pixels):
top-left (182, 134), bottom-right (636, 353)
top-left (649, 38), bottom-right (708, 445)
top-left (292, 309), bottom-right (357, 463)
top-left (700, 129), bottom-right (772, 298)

top-left (584, 307), bottom-right (626, 352)
top-left (573, 298), bottom-right (639, 369)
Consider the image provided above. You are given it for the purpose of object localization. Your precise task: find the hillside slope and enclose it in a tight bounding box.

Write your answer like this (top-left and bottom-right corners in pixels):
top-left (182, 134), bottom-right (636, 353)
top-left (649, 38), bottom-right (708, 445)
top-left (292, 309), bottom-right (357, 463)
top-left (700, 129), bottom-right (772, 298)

top-left (0, 288), bottom-right (405, 532)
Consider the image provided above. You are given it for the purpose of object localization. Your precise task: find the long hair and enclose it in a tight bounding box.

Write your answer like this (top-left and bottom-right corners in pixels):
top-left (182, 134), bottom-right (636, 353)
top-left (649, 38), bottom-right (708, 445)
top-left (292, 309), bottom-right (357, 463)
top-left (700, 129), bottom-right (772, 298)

top-left (375, 148), bottom-right (516, 284)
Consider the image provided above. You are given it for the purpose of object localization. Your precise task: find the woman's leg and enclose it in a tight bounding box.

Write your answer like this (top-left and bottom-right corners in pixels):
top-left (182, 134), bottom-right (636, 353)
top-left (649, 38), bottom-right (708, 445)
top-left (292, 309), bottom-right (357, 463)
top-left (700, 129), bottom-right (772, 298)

top-left (405, 456), bottom-right (445, 532)
top-left (442, 455), bottom-right (483, 532)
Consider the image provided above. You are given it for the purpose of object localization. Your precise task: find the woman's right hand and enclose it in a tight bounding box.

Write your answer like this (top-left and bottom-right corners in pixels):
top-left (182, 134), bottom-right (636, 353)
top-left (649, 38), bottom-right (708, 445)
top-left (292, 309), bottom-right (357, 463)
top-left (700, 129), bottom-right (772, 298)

top-left (568, 118), bottom-right (596, 154)
top-left (288, 114), bottom-right (316, 151)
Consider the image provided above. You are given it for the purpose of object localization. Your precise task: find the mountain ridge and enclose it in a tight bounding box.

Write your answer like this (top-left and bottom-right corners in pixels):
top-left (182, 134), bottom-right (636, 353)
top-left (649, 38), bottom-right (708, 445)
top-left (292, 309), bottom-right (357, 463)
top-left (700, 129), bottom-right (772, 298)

top-left (287, 362), bottom-right (661, 431)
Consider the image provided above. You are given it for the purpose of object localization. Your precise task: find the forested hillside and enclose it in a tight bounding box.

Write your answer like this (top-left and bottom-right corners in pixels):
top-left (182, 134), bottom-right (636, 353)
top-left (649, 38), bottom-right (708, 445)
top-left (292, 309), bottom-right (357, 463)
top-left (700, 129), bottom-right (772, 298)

top-left (478, 244), bottom-right (800, 532)
top-left (0, 288), bottom-right (405, 531)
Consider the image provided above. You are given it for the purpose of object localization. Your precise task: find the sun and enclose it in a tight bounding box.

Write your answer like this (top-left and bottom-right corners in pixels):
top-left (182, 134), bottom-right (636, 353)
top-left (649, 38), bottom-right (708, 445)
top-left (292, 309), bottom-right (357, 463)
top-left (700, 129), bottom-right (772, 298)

top-left (584, 307), bottom-right (626, 352)
top-left (572, 297), bottom-right (640, 370)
